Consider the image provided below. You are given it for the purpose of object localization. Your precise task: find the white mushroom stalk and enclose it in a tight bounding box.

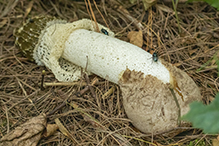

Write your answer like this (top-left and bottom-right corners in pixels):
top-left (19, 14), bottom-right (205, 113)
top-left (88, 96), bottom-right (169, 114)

top-left (14, 16), bottom-right (202, 135)
top-left (32, 18), bottom-right (170, 84)
top-left (64, 29), bottom-right (170, 84)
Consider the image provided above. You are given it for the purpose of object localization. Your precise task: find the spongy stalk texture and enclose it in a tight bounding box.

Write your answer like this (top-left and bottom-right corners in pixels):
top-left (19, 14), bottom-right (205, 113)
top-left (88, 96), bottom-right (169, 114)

top-left (63, 29), bottom-right (170, 84)
top-left (35, 19), bottom-right (114, 82)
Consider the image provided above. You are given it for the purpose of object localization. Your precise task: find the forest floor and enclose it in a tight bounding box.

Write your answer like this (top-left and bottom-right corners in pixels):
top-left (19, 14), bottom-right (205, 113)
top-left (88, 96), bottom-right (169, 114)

top-left (0, 0), bottom-right (219, 145)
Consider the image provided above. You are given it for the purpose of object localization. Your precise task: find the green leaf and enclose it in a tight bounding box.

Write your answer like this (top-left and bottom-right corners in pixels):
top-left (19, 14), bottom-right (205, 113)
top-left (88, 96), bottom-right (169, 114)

top-left (187, 0), bottom-right (203, 2)
top-left (216, 57), bottom-right (219, 77)
top-left (182, 93), bottom-right (219, 134)
top-left (187, 0), bottom-right (219, 10)
top-left (204, 0), bottom-right (219, 10)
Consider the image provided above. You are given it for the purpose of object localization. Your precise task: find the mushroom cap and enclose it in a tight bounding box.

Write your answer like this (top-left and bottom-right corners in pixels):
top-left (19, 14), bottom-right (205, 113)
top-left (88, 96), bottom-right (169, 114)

top-left (14, 16), bottom-right (66, 62)
top-left (119, 60), bottom-right (201, 134)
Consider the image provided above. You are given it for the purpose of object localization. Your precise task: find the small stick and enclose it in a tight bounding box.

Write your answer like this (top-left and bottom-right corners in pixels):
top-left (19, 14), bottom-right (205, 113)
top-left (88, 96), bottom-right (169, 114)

top-left (172, 0), bottom-right (181, 33)
top-left (42, 82), bottom-right (87, 87)
top-left (84, 56), bottom-right (102, 109)
top-left (40, 70), bottom-right (46, 91)
top-left (169, 87), bottom-right (181, 126)
top-left (84, 56), bottom-right (96, 98)
top-left (76, 86), bottom-right (89, 97)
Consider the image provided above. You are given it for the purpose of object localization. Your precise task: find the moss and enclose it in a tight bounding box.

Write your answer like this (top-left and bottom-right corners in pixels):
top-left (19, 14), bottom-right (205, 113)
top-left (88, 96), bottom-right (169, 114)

top-left (187, 139), bottom-right (207, 146)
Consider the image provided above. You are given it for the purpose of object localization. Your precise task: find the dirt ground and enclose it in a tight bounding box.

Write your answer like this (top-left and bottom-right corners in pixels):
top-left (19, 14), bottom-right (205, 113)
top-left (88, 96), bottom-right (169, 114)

top-left (0, 0), bottom-right (219, 145)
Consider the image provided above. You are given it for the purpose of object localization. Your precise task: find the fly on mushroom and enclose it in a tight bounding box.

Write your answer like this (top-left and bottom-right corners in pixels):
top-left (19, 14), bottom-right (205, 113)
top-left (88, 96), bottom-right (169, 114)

top-left (147, 51), bottom-right (158, 64)
top-left (101, 28), bottom-right (109, 35)
top-left (145, 46), bottom-right (159, 63)
top-left (152, 52), bottom-right (158, 62)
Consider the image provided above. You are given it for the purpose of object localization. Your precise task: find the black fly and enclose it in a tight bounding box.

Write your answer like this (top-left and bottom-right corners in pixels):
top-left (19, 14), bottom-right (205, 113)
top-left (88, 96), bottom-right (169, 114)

top-left (101, 28), bottom-right (109, 35)
top-left (152, 52), bottom-right (158, 62)
top-left (147, 51), bottom-right (158, 64)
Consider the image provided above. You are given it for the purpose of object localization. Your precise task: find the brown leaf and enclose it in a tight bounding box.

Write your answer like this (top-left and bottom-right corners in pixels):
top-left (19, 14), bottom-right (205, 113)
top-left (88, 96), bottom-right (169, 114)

top-left (127, 30), bottom-right (143, 48)
top-left (24, 1), bottom-right (34, 18)
top-left (0, 19), bottom-right (7, 28)
top-left (43, 124), bottom-right (59, 138)
top-left (213, 138), bottom-right (219, 146)
top-left (0, 114), bottom-right (47, 146)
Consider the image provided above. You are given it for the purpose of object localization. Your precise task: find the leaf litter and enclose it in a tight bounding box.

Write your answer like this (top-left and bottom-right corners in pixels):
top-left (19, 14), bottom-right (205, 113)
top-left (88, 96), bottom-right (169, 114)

top-left (0, 0), bottom-right (219, 145)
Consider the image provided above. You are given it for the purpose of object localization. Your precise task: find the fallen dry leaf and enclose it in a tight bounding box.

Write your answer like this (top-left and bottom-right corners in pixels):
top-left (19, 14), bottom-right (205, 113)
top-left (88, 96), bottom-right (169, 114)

top-left (127, 30), bottom-right (143, 48)
top-left (213, 138), bottom-right (219, 146)
top-left (0, 19), bottom-right (7, 28)
top-left (43, 124), bottom-right (59, 138)
top-left (24, 1), bottom-right (34, 18)
top-left (0, 114), bottom-right (47, 146)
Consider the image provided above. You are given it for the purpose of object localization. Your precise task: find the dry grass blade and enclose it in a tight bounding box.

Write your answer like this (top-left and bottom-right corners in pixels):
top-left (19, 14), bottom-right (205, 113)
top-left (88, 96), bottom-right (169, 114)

top-left (102, 86), bottom-right (115, 99)
top-left (54, 118), bottom-right (78, 144)
top-left (85, 0), bottom-right (99, 31)
top-left (42, 82), bottom-right (87, 87)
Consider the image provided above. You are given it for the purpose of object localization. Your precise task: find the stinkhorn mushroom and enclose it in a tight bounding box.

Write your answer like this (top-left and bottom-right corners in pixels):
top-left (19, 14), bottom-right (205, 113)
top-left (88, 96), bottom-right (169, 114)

top-left (14, 16), bottom-right (201, 134)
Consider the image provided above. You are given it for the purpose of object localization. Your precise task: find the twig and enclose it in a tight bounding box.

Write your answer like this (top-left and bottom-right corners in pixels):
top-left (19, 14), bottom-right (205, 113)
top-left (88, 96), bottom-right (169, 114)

top-left (172, 0), bottom-right (181, 33)
top-left (85, 0), bottom-right (99, 32)
top-left (84, 56), bottom-right (96, 99)
top-left (169, 87), bottom-right (181, 126)
top-left (41, 82), bottom-right (87, 87)
top-left (40, 70), bottom-right (45, 91)
top-left (93, 0), bottom-right (110, 29)
top-left (46, 91), bottom-right (85, 117)
top-left (84, 56), bottom-right (101, 109)
top-left (108, 0), bottom-right (144, 31)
